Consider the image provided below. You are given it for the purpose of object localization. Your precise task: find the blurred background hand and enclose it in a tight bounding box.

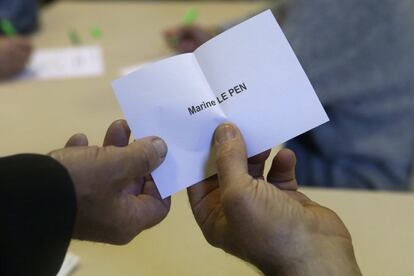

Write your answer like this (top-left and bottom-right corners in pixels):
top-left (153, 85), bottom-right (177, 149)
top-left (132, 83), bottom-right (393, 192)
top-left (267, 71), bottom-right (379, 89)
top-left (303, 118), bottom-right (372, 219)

top-left (164, 25), bottom-right (216, 53)
top-left (49, 120), bottom-right (171, 245)
top-left (188, 123), bottom-right (361, 276)
top-left (0, 37), bottom-right (32, 79)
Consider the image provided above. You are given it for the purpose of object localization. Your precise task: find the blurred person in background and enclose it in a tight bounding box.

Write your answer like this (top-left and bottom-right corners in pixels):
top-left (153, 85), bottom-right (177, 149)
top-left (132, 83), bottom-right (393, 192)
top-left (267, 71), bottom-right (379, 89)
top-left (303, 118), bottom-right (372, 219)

top-left (0, 0), bottom-right (55, 79)
top-left (0, 0), bottom-right (38, 79)
top-left (0, 0), bottom-right (38, 35)
top-left (166, 0), bottom-right (414, 191)
top-left (0, 37), bottom-right (31, 79)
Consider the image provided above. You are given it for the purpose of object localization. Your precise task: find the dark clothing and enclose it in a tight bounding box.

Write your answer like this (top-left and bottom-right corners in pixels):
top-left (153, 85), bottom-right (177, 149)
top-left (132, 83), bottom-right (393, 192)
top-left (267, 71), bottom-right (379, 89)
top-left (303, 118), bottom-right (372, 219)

top-left (0, 0), bottom-right (38, 34)
top-left (223, 1), bottom-right (414, 190)
top-left (0, 154), bottom-right (76, 275)
top-left (273, 0), bottom-right (414, 190)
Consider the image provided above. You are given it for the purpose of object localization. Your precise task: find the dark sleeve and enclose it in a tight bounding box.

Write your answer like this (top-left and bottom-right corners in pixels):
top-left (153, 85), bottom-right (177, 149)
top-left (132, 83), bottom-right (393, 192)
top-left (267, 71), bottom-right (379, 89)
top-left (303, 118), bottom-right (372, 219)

top-left (0, 0), bottom-right (39, 35)
top-left (0, 154), bottom-right (77, 276)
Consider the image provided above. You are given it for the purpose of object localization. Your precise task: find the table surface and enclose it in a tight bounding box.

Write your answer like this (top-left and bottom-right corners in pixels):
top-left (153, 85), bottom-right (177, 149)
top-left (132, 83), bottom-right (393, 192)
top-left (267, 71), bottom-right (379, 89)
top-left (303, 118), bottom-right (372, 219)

top-left (0, 2), bottom-right (413, 276)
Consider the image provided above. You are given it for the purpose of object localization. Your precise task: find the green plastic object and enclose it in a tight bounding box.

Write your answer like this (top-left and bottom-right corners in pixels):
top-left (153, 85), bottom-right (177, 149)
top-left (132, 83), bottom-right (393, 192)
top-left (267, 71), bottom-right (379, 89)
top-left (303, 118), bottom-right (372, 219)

top-left (183, 8), bottom-right (198, 26)
top-left (0, 19), bottom-right (17, 37)
top-left (91, 26), bottom-right (103, 39)
top-left (68, 30), bottom-right (81, 45)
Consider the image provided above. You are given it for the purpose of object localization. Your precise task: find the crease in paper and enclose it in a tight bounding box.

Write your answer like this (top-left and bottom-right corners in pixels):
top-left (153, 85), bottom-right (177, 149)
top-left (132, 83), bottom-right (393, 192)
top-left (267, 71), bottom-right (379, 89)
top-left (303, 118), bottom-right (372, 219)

top-left (113, 10), bottom-right (329, 198)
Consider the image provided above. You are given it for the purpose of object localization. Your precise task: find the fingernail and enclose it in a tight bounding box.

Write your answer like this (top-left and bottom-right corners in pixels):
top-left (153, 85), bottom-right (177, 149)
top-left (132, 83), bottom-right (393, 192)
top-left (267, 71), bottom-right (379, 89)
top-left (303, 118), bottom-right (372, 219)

top-left (215, 123), bottom-right (236, 144)
top-left (152, 138), bottom-right (167, 158)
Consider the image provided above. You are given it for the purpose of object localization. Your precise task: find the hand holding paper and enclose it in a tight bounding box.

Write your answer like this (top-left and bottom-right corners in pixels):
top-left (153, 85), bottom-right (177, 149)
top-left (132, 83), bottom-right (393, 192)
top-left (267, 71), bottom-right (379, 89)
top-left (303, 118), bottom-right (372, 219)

top-left (113, 10), bottom-right (329, 198)
top-left (187, 123), bottom-right (361, 276)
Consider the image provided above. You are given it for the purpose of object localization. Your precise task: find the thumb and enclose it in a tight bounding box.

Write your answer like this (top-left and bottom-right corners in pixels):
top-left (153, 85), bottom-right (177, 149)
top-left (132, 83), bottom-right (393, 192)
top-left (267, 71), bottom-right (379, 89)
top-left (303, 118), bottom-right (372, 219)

top-left (108, 137), bottom-right (168, 184)
top-left (214, 123), bottom-right (249, 191)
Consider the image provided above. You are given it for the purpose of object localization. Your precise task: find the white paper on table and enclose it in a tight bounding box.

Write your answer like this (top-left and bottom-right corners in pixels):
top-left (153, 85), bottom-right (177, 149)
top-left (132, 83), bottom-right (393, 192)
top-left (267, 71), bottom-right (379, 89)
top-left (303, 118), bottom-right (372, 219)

top-left (57, 252), bottom-right (80, 276)
top-left (16, 45), bottom-right (104, 81)
top-left (112, 10), bottom-right (329, 198)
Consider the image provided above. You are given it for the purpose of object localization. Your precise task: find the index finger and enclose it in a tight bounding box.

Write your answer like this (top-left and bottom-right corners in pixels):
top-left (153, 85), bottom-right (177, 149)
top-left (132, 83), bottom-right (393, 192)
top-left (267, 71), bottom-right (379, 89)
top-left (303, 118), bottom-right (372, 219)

top-left (103, 119), bottom-right (131, 147)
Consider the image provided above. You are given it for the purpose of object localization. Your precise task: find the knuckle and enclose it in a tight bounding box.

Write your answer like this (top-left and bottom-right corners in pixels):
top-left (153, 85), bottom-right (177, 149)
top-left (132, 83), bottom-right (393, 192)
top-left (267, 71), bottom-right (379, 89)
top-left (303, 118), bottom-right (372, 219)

top-left (112, 225), bottom-right (139, 245)
top-left (204, 232), bottom-right (219, 248)
top-left (216, 144), bottom-right (236, 165)
top-left (222, 176), bottom-right (255, 207)
top-left (112, 234), bottom-right (132, 245)
top-left (108, 207), bottom-right (141, 245)
top-left (139, 147), bottom-right (151, 173)
top-left (198, 222), bottom-right (222, 248)
top-left (119, 231), bottom-right (135, 244)
top-left (222, 187), bottom-right (245, 206)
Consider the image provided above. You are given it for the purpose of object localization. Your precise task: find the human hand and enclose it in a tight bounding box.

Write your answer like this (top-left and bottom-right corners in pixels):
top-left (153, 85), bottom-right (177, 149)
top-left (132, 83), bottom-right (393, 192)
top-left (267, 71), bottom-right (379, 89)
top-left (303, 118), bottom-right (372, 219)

top-left (49, 120), bottom-right (170, 245)
top-left (0, 36), bottom-right (32, 79)
top-left (188, 123), bottom-right (361, 276)
top-left (164, 25), bottom-right (216, 53)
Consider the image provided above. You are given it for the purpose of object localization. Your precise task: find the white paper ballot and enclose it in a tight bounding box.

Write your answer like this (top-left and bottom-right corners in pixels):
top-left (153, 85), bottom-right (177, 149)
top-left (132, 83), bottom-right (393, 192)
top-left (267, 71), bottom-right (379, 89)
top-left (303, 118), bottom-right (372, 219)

top-left (113, 10), bottom-right (329, 198)
top-left (16, 46), bottom-right (104, 81)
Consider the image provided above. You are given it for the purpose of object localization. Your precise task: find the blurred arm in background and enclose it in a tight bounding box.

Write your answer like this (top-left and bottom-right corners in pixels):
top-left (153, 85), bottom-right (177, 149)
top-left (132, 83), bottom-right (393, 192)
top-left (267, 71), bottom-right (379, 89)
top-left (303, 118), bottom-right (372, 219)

top-left (0, 0), bottom-right (37, 79)
top-left (0, 36), bottom-right (32, 79)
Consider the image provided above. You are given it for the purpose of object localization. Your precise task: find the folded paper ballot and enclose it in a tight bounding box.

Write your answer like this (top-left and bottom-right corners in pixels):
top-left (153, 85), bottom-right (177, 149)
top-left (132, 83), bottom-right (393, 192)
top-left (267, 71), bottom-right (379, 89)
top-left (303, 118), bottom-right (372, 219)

top-left (112, 10), bottom-right (329, 198)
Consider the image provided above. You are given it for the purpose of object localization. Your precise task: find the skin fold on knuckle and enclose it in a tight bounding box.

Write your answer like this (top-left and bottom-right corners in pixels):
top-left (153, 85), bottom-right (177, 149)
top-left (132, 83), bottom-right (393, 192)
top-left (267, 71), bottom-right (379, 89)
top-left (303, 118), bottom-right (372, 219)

top-left (203, 228), bottom-right (222, 248)
top-left (200, 217), bottom-right (227, 249)
top-left (221, 175), bottom-right (254, 216)
top-left (132, 196), bottom-right (168, 232)
top-left (109, 226), bottom-right (137, 245)
top-left (216, 143), bottom-right (241, 171)
top-left (145, 205), bottom-right (169, 227)
top-left (190, 202), bottom-right (204, 223)
top-left (109, 203), bottom-right (142, 245)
